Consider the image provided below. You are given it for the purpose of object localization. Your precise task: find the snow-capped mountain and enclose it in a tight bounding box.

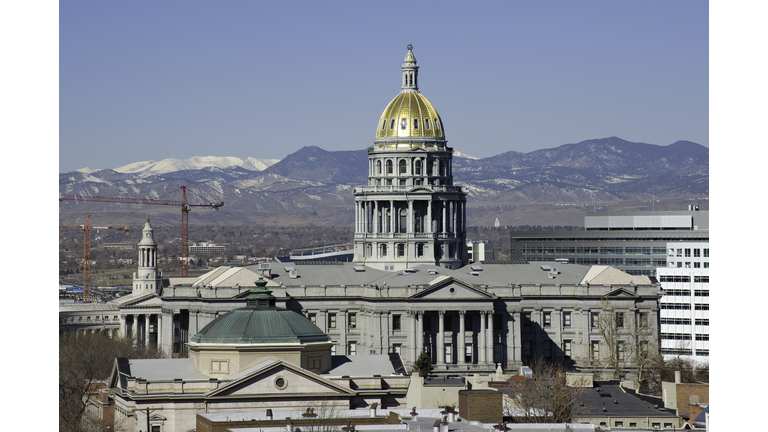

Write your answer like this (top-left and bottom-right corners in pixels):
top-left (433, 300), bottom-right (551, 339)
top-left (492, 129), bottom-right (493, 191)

top-left (87, 156), bottom-right (281, 177)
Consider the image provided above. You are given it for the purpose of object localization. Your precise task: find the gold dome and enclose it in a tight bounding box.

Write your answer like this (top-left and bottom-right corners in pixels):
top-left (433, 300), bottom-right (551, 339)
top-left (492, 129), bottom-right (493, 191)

top-left (375, 92), bottom-right (444, 139)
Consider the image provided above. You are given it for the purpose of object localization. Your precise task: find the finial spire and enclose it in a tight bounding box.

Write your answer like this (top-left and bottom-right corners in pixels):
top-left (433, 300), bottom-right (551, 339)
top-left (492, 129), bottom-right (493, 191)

top-left (402, 43), bottom-right (419, 93)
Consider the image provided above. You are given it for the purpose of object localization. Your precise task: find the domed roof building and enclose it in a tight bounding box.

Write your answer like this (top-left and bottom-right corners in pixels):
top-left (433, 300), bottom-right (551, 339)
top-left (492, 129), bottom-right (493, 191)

top-left (354, 44), bottom-right (468, 271)
top-left (188, 278), bottom-right (334, 376)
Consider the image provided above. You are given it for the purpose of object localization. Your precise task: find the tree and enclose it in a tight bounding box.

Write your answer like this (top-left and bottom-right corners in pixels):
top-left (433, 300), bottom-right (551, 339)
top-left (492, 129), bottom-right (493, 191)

top-left (591, 298), bottom-right (658, 390)
top-left (59, 331), bottom-right (164, 432)
top-left (506, 358), bottom-right (591, 423)
top-left (413, 352), bottom-right (433, 377)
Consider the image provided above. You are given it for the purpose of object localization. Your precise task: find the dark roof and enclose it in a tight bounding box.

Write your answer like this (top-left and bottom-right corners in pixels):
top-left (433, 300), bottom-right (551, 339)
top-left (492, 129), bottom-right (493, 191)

top-left (579, 383), bottom-right (677, 419)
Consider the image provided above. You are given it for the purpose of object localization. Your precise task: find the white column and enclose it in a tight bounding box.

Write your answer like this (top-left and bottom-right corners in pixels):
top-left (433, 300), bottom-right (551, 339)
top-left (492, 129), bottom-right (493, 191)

top-left (479, 312), bottom-right (487, 364)
top-left (120, 315), bottom-right (127, 338)
top-left (426, 201), bottom-right (432, 234)
top-left (416, 312), bottom-right (424, 355)
top-left (487, 312), bottom-right (495, 365)
top-left (145, 314), bottom-right (151, 347)
top-left (437, 311), bottom-right (445, 364)
top-left (458, 311), bottom-right (466, 365)
top-left (131, 314), bottom-right (138, 345)
top-left (408, 311), bottom-right (415, 363)
top-left (442, 201), bottom-right (447, 234)
top-left (157, 313), bottom-right (162, 350)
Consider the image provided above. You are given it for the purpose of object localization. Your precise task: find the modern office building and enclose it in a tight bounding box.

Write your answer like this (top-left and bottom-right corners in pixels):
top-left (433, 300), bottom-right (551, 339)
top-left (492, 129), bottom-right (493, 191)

top-left (656, 241), bottom-right (709, 361)
top-left (510, 208), bottom-right (709, 276)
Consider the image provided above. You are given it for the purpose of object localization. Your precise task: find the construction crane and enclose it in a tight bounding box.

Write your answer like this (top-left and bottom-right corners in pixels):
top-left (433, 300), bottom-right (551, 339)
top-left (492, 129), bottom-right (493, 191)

top-left (60, 212), bottom-right (130, 303)
top-left (59, 185), bottom-right (224, 277)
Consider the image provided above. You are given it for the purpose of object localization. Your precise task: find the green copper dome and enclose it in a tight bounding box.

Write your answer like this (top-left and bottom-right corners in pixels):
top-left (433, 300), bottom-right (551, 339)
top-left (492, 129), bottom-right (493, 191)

top-left (189, 278), bottom-right (330, 344)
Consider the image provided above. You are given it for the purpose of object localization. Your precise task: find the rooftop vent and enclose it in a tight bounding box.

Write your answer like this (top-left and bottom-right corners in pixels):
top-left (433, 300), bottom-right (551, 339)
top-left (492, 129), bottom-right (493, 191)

top-left (353, 266), bottom-right (365, 272)
top-left (470, 271), bottom-right (480, 276)
top-left (471, 265), bottom-right (483, 271)
top-left (540, 265), bottom-right (552, 271)
top-left (428, 269), bottom-right (438, 275)
top-left (289, 269), bottom-right (298, 279)
top-left (258, 263), bottom-right (271, 270)
top-left (284, 266), bottom-right (295, 272)
top-left (403, 268), bottom-right (415, 274)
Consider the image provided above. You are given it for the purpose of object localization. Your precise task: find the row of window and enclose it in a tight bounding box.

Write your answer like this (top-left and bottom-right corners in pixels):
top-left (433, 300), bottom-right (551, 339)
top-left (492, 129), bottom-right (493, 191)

top-left (660, 303), bottom-right (710, 310)
top-left (660, 318), bottom-right (710, 326)
top-left (62, 315), bottom-right (119, 323)
top-left (669, 261), bottom-right (710, 269)
top-left (670, 248), bottom-right (709, 258)
top-left (382, 117), bottom-right (441, 131)
top-left (311, 313), bottom-right (403, 331)
top-left (374, 158), bottom-right (447, 176)
top-left (659, 275), bottom-right (710, 283)
top-left (661, 333), bottom-right (709, 341)
top-left (521, 246), bottom-right (667, 255)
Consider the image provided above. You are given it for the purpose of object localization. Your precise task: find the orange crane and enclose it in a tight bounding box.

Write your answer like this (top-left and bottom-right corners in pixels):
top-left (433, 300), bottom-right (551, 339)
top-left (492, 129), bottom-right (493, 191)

top-left (60, 212), bottom-right (130, 303)
top-left (59, 185), bottom-right (224, 277)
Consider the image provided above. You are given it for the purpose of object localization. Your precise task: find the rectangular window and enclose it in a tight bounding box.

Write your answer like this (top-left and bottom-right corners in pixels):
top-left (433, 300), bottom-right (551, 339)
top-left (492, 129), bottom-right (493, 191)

top-left (563, 340), bottom-right (572, 358)
top-left (591, 312), bottom-right (599, 328)
top-left (348, 341), bottom-right (357, 355)
top-left (393, 343), bottom-right (402, 355)
top-left (523, 312), bottom-right (532, 326)
top-left (638, 312), bottom-right (649, 328)
top-left (397, 243), bottom-right (405, 257)
top-left (694, 248), bottom-right (701, 257)
top-left (309, 313), bottom-right (317, 325)
top-left (523, 340), bottom-right (532, 357)
top-left (695, 334), bottom-right (709, 341)
top-left (695, 319), bottom-right (709, 326)
top-left (617, 342), bottom-right (625, 362)
top-left (704, 262), bottom-right (709, 268)
top-left (615, 312), bottom-right (624, 328)
top-left (694, 304), bottom-right (709, 311)
top-left (615, 422), bottom-right (623, 427)
top-left (694, 290), bottom-right (709, 297)
top-left (676, 249), bottom-right (683, 257)
top-left (685, 248), bottom-right (691, 257)
top-left (694, 262), bottom-right (701, 268)
top-left (563, 312), bottom-right (571, 327)
top-left (329, 313), bottom-right (337, 329)
top-left (703, 248), bottom-right (709, 258)
top-left (392, 314), bottom-right (401, 331)
top-left (349, 313), bottom-right (356, 329)
top-left (465, 344), bottom-right (473, 362)
top-left (591, 341), bottom-right (600, 360)
top-left (543, 312), bottom-right (551, 327)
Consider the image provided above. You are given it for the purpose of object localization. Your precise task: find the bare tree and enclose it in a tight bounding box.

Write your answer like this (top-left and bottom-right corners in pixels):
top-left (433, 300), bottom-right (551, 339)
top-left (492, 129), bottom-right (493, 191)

top-left (506, 358), bottom-right (591, 423)
top-left (300, 399), bottom-right (346, 432)
top-left (59, 331), bottom-right (164, 432)
top-left (590, 298), bottom-right (658, 388)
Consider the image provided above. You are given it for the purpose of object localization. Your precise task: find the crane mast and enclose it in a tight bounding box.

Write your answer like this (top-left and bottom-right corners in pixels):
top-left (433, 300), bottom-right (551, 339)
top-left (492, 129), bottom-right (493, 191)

top-left (59, 185), bottom-right (224, 277)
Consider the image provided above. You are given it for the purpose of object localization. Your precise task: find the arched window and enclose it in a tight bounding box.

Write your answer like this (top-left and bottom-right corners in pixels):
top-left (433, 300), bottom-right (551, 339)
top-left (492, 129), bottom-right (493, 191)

top-left (386, 160), bottom-right (393, 174)
top-left (414, 159), bottom-right (422, 175)
top-left (399, 159), bottom-right (407, 175)
top-left (413, 118), bottom-right (419, 129)
top-left (390, 119), bottom-right (396, 130)
top-left (400, 118), bottom-right (407, 130)
top-left (434, 118), bottom-right (439, 130)
top-left (376, 160), bottom-right (382, 174)
top-left (382, 119), bottom-right (387, 130)
top-left (425, 118), bottom-right (431, 130)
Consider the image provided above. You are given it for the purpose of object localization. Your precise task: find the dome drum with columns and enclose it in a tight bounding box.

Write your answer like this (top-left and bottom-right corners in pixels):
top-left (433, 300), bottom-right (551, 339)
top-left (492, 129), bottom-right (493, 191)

top-left (354, 44), bottom-right (468, 271)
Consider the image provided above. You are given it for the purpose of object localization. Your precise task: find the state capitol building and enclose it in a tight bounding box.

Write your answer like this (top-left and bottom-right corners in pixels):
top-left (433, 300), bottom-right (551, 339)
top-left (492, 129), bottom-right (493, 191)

top-left (61, 44), bottom-right (662, 380)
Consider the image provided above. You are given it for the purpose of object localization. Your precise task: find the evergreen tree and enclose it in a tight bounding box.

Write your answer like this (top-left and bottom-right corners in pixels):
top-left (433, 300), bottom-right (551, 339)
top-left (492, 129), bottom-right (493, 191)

top-left (413, 352), bottom-right (433, 377)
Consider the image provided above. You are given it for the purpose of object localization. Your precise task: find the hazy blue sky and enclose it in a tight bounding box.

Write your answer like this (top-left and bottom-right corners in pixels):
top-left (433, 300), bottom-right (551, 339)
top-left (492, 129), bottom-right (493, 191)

top-left (59, 1), bottom-right (708, 172)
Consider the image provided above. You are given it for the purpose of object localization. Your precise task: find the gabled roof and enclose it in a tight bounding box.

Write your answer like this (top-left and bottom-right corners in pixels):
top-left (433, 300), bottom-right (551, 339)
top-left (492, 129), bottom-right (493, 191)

top-left (206, 360), bottom-right (355, 398)
top-left (580, 265), bottom-right (652, 286)
top-left (110, 291), bottom-right (160, 307)
top-left (408, 276), bottom-right (496, 300)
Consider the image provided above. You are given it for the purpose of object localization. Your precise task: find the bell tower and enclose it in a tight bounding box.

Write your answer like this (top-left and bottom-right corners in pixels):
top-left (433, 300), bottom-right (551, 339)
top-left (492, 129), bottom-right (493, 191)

top-left (133, 215), bottom-right (162, 293)
top-left (353, 44), bottom-right (468, 271)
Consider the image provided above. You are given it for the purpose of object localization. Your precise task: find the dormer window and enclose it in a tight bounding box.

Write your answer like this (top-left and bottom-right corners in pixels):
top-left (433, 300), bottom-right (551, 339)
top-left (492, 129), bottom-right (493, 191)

top-left (400, 118), bottom-right (407, 130)
top-left (425, 118), bottom-right (431, 130)
top-left (434, 118), bottom-right (439, 130)
top-left (413, 118), bottom-right (419, 129)
top-left (382, 119), bottom-right (387, 130)
top-left (390, 119), bottom-right (396, 130)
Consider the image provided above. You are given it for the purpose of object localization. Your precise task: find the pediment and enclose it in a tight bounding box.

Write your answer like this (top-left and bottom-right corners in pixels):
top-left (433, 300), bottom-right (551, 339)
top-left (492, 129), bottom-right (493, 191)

top-left (603, 288), bottom-right (639, 298)
top-left (114, 292), bottom-right (160, 308)
top-left (409, 277), bottom-right (495, 300)
top-left (207, 361), bottom-right (354, 398)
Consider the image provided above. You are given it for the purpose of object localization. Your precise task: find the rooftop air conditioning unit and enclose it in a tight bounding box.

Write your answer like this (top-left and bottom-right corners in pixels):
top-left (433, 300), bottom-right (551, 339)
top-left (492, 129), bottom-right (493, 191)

top-left (289, 269), bottom-right (298, 279)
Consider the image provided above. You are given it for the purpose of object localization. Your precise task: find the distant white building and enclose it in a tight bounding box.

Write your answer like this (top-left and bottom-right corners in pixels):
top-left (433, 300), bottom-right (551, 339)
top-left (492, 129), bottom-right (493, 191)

top-left (656, 241), bottom-right (709, 362)
top-left (189, 241), bottom-right (226, 255)
top-left (467, 240), bottom-right (494, 263)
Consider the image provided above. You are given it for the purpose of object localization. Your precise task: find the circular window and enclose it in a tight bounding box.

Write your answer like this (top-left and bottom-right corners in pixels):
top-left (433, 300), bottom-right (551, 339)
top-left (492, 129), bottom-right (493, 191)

top-left (450, 288), bottom-right (455, 293)
top-left (274, 376), bottom-right (287, 390)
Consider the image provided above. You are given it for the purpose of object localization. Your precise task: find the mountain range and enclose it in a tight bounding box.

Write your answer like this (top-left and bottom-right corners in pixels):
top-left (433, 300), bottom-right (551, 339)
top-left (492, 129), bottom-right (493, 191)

top-left (59, 137), bottom-right (709, 228)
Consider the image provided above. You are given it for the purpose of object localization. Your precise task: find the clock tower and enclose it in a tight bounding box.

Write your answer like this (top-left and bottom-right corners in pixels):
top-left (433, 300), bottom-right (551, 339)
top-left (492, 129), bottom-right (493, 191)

top-left (133, 215), bottom-right (162, 293)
